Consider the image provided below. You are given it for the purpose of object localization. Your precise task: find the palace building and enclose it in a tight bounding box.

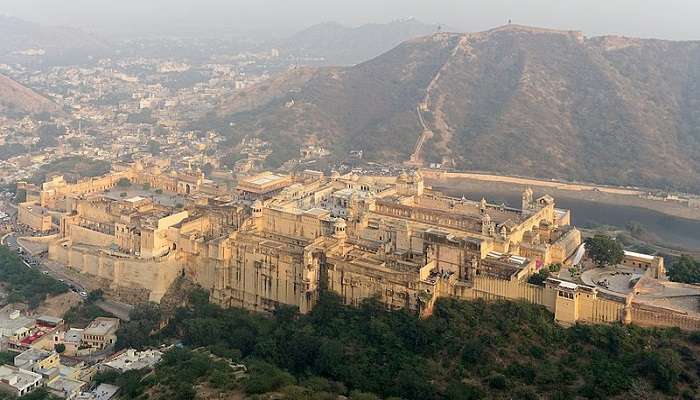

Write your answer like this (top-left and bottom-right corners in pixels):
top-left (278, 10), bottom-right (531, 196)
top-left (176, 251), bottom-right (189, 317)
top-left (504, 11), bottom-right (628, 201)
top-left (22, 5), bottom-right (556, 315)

top-left (23, 160), bottom-right (696, 330)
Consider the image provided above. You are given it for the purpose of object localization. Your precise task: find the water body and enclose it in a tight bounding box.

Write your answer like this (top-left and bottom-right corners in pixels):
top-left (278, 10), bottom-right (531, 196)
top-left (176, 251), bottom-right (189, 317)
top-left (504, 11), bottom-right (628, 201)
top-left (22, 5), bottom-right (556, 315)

top-left (433, 185), bottom-right (700, 251)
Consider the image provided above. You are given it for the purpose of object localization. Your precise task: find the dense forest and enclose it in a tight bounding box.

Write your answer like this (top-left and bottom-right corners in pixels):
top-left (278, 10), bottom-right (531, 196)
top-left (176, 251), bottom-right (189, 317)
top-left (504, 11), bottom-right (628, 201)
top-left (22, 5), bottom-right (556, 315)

top-left (108, 288), bottom-right (700, 400)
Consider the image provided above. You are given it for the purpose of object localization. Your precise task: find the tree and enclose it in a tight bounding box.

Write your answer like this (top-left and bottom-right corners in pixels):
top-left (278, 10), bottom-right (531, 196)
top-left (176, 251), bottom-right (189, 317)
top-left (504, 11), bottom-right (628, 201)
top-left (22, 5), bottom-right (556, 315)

top-left (667, 255), bottom-right (700, 284)
top-left (142, 183), bottom-right (151, 191)
top-left (117, 178), bottom-right (131, 188)
top-left (202, 163), bottom-right (214, 177)
top-left (54, 343), bottom-right (66, 353)
top-left (527, 269), bottom-right (550, 286)
top-left (147, 140), bottom-right (161, 155)
top-left (585, 235), bottom-right (624, 267)
top-left (116, 302), bottom-right (162, 350)
top-left (86, 289), bottom-right (104, 303)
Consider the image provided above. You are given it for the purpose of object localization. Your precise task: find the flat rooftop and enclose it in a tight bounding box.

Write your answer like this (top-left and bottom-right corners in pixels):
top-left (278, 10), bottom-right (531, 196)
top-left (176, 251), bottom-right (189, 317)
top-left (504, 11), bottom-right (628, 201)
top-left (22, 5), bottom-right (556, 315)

top-left (84, 318), bottom-right (119, 336)
top-left (237, 172), bottom-right (291, 194)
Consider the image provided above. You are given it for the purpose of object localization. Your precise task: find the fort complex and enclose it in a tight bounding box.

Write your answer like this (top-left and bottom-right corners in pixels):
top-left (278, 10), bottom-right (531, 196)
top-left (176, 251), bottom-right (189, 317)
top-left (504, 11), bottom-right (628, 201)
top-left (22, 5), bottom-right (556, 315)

top-left (15, 159), bottom-right (700, 330)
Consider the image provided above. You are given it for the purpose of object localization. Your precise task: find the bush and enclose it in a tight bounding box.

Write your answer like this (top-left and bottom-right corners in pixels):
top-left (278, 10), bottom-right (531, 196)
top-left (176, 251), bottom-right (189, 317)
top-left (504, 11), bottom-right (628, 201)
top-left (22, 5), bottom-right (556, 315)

top-left (487, 373), bottom-right (508, 390)
top-left (117, 178), bottom-right (131, 188)
top-left (667, 255), bottom-right (700, 284)
top-left (244, 361), bottom-right (295, 394)
top-left (528, 269), bottom-right (550, 286)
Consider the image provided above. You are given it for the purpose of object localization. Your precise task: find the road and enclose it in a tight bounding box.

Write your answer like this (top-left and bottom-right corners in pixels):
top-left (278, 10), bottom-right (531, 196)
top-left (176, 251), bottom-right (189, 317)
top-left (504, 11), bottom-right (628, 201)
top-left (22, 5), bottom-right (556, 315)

top-left (3, 231), bottom-right (133, 320)
top-left (1, 210), bottom-right (134, 321)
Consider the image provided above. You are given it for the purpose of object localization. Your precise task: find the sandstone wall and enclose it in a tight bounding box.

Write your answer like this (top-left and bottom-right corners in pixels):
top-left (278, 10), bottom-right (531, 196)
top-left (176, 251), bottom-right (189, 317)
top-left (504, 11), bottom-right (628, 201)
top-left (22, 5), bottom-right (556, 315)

top-left (49, 242), bottom-right (182, 302)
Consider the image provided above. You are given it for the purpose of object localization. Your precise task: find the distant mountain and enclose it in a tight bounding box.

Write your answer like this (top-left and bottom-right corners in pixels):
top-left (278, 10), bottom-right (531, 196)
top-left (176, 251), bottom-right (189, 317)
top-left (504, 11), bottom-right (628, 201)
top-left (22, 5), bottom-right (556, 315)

top-left (0, 73), bottom-right (62, 115)
top-left (217, 25), bottom-right (700, 192)
top-left (280, 19), bottom-right (441, 65)
top-left (0, 16), bottom-right (109, 64)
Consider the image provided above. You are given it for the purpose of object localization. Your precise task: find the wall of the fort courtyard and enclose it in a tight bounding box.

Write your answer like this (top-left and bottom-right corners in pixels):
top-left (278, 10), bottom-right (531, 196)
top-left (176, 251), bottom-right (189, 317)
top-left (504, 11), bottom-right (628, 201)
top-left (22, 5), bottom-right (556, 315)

top-left (69, 225), bottom-right (115, 248)
top-left (48, 242), bottom-right (182, 302)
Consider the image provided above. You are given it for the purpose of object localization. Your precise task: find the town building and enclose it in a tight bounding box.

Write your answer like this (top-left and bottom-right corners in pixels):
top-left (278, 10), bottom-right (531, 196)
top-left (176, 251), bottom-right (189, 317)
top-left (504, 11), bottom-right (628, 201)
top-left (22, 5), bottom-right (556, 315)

top-left (0, 365), bottom-right (42, 397)
top-left (101, 349), bottom-right (162, 373)
top-left (81, 318), bottom-right (119, 351)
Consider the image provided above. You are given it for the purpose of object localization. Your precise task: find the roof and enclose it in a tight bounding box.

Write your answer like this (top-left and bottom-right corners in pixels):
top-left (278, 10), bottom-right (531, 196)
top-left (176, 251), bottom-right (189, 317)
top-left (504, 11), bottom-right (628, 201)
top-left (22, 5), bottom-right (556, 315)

top-left (14, 348), bottom-right (52, 368)
top-left (47, 375), bottom-right (85, 395)
top-left (76, 383), bottom-right (120, 400)
top-left (0, 312), bottom-right (35, 336)
top-left (0, 365), bottom-right (42, 391)
top-left (559, 281), bottom-right (579, 290)
top-left (36, 315), bottom-right (63, 326)
top-left (65, 328), bottom-right (83, 344)
top-left (237, 172), bottom-right (291, 194)
top-left (624, 250), bottom-right (655, 261)
top-left (103, 349), bottom-right (163, 372)
top-left (84, 318), bottom-right (119, 337)
top-left (304, 208), bottom-right (330, 218)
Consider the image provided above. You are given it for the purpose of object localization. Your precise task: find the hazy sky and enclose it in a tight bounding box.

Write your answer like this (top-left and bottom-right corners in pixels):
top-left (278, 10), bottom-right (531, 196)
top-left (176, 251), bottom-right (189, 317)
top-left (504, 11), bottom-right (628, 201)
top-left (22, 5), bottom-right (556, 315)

top-left (1, 0), bottom-right (698, 40)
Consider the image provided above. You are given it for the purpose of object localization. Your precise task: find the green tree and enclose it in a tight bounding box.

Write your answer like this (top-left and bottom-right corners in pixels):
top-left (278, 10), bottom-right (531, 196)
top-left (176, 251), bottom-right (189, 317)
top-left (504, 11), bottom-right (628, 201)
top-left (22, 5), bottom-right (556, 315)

top-left (117, 178), bottom-right (131, 188)
top-left (116, 302), bottom-right (162, 350)
top-left (585, 235), bottom-right (624, 267)
top-left (667, 255), bottom-right (700, 284)
top-left (148, 140), bottom-right (161, 155)
top-left (527, 269), bottom-right (550, 286)
top-left (54, 343), bottom-right (66, 353)
top-left (87, 289), bottom-right (104, 303)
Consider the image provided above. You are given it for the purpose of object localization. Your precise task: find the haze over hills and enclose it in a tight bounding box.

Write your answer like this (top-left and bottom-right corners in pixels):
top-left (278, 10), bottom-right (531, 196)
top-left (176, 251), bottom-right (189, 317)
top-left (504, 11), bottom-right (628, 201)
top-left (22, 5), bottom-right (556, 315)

top-left (279, 18), bottom-right (441, 65)
top-left (0, 15), bottom-right (109, 64)
top-left (0, 73), bottom-right (61, 115)
top-left (218, 25), bottom-right (700, 192)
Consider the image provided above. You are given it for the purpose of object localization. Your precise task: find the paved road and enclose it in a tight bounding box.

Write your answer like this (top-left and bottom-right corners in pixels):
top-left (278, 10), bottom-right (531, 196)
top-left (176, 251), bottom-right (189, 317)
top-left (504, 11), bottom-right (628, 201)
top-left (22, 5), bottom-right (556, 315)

top-left (2, 229), bottom-right (88, 294)
top-left (1, 202), bottom-right (137, 321)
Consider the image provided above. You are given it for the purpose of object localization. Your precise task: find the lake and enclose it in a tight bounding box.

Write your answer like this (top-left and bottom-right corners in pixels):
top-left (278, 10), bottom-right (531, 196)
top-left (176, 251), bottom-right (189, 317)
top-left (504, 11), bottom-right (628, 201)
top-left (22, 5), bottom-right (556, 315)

top-left (432, 185), bottom-right (700, 251)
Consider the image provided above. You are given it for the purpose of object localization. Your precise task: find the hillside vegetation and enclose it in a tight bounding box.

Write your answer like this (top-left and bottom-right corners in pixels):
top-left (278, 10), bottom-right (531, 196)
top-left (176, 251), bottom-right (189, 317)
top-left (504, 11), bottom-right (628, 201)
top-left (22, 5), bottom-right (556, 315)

top-left (217, 25), bottom-right (700, 192)
top-left (109, 289), bottom-right (700, 399)
top-left (0, 246), bottom-right (67, 308)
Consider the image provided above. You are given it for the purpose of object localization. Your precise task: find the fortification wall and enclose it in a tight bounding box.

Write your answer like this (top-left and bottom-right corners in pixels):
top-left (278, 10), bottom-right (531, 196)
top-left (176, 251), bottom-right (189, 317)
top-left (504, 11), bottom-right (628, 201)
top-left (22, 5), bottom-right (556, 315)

top-left (48, 242), bottom-right (182, 302)
top-left (577, 295), bottom-right (624, 323)
top-left (454, 276), bottom-right (557, 312)
top-left (69, 225), bottom-right (114, 247)
top-left (630, 304), bottom-right (700, 331)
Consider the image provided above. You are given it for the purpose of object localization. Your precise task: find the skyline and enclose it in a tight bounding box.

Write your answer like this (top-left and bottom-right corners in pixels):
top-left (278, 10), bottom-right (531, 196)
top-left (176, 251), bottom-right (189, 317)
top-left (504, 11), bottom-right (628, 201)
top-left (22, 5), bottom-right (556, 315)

top-left (0, 0), bottom-right (699, 40)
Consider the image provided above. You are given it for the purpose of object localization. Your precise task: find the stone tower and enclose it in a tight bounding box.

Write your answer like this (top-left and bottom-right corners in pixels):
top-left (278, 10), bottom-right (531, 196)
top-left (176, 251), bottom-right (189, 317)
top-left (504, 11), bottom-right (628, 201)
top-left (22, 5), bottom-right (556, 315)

top-left (522, 187), bottom-right (534, 213)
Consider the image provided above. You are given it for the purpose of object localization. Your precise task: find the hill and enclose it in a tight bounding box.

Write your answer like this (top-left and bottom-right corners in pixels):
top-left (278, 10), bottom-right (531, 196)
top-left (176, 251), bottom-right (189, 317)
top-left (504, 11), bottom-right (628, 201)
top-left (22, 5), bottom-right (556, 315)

top-left (0, 73), bottom-right (62, 115)
top-left (280, 18), bottom-right (441, 65)
top-left (0, 15), bottom-right (109, 64)
top-left (105, 289), bottom-right (700, 399)
top-left (217, 25), bottom-right (700, 192)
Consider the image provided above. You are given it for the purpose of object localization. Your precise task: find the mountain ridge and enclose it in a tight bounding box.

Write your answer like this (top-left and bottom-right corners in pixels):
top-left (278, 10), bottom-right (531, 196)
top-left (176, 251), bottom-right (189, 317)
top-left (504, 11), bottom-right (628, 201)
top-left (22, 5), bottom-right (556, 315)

top-left (218, 25), bottom-right (700, 191)
top-left (280, 18), bottom-right (441, 65)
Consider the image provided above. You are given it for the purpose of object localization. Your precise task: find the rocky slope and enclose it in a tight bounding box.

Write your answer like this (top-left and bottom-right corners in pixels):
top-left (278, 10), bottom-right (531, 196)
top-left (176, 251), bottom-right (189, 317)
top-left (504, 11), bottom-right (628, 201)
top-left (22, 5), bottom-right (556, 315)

top-left (0, 73), bottom-right (62, 115)
top-left (218, 25), bottom-right (700, 191)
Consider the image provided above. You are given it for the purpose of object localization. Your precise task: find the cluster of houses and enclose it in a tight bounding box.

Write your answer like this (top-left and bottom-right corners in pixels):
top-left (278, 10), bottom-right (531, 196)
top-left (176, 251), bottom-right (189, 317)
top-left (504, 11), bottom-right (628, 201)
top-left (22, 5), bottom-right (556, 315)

top-left (0, 306), bottom-right (161, 398)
